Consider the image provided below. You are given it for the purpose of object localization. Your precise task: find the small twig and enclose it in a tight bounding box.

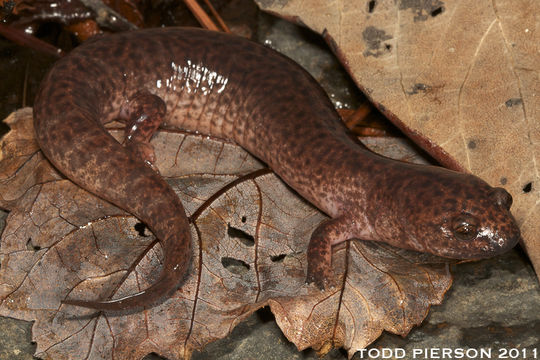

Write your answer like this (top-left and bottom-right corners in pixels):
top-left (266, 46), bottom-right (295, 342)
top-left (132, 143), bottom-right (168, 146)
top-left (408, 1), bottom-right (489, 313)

top-left (182, 0), bottom-right (220, 31)
top-left (0, 23), bottom-right (64, 57)
top-left (201, 0), bottom-right (231, 33)
top-left (341, 103), bottom-right (372, 129)
top-left (22, 60), bottom-right (29, 107)
top-left (351, 127), bottom-right (390, 137)
top-left (339, 105), bottom-right (394, 137)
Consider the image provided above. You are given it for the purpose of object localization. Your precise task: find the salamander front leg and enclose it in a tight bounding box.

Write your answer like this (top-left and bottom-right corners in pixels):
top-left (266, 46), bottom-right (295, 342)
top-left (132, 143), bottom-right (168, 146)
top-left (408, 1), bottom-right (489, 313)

top-left (122, 91), bottom-right (167, 171)
top-left (306, 215), bottom-right (352, 290)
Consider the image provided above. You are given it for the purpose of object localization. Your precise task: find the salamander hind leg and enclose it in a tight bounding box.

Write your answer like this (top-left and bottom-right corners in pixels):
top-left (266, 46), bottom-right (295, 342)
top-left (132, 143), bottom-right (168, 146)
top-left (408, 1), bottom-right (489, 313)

top-left (121, 91), bottom-right (167, 171)
top-left (306, 215), bottom-right (352, 290)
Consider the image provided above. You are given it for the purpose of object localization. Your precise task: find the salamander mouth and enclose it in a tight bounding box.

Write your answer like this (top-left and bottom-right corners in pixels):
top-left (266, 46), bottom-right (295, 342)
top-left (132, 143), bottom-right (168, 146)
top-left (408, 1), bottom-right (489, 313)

top-left (469, 231), bottom-right (521, 259)
top-left (491, 231), bottom-right (521, 255)
top-left (434, 228), bottom-right (521, 260)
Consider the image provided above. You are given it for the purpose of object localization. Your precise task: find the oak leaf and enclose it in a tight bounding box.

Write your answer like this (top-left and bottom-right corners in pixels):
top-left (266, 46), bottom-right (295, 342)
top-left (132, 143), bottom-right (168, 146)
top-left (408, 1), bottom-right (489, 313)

top-left (256, 0), bottom-right (540, 279)
top-left (0, 109), bottom-right (451, 359)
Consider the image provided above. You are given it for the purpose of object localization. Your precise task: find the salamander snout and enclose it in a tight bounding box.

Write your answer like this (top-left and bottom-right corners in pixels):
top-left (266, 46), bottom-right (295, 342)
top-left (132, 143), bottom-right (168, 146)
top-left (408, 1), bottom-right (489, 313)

top-left (393, 169), bottom-right (522, 260)
top-left (447, 210), bottom-right (520, 258)
top-left (443, 185), bottom-right (521, 259)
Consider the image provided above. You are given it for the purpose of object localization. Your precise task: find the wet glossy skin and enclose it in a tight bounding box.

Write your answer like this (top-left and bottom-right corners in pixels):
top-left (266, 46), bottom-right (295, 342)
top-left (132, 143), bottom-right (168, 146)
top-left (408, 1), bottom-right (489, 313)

top-left (32, 28), bottom-right (521, 311)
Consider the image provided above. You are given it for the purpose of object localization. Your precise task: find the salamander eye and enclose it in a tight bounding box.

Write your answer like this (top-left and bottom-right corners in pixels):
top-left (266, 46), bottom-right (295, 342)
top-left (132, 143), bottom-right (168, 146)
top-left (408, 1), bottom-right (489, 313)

top-left (452, 214), bottom-right (478, 241)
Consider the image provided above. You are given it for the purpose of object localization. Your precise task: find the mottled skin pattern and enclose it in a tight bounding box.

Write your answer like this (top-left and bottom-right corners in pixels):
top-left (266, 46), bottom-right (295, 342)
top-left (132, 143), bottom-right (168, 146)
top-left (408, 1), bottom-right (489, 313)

top-left (33, 28), bottom-right (521, 311)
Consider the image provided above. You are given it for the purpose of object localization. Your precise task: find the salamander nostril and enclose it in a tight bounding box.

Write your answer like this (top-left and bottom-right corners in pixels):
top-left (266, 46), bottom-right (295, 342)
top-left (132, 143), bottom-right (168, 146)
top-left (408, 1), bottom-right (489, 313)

top-left (490, 187), bottom-right (513, 210)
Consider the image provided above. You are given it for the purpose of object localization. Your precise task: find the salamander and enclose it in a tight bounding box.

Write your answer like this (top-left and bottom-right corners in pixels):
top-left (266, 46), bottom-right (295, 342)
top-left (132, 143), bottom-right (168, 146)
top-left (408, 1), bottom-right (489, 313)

top-left (32, 27), bottom-right (521, 311)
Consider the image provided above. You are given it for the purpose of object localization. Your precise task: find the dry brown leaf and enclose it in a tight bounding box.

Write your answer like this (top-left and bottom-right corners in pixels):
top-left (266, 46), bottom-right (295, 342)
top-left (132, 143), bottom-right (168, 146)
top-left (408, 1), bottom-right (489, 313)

top-left (256, 0), bottom-right (540, 278)
top-left (0, 108), bottom-right (62, 208)
top-left (0, 109), bottom-right (451, 359)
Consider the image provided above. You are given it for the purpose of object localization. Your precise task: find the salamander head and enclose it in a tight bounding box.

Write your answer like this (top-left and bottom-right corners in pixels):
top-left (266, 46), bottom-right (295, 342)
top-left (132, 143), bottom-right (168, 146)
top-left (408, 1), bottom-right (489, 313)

top-left (380, 166), bottom-right (521, 259)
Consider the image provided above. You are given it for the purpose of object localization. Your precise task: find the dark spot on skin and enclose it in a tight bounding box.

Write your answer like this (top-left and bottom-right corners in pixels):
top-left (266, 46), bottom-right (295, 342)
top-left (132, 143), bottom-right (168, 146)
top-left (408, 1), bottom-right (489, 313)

top-left (221, 257), bottom-right (250, 275)
top-left (468, 140), bottom-right (476, 149)
top-left (422, 197), bottom-right (433, 207)
top-left (113, 41), bottom-right (126, 59)
top-left (505, 98), bottom-right (523, 107)
top-left (134, 222), bottom-right (148, 236)
top-left (228, 223), bottom-right (254, 246)
top-left (471, 206), bottom-right (482, 214)
top-left (500, 177), bottom-right (507, 185)
top-left (523, 182), bottom-right (532, 193)
top-left (433, 189), bottom-right (444, 198)
top-left (442, 198), bottom-right (457, 211)
top-left (270, 254), bottom-right (287, 262)
top-left (418, 178), bottom-right (431, 189)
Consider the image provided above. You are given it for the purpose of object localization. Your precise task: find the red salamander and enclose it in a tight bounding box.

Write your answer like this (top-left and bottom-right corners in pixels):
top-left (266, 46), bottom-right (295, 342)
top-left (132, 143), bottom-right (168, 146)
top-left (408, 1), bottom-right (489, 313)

top-left (33, 28), bottom-right (521, 311)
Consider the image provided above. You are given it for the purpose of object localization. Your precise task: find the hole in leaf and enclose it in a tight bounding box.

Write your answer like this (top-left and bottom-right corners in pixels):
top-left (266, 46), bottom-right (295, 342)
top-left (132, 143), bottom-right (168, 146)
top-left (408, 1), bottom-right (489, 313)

top-left (431, 6), bottom-right (444, 17)
top-left (270, 254), bottom-right (287, 262)
top-left (505, 98), bottom-right (523, 107)
top-left (228, 224), bottom-right (254, 246)
top-left (368, 0), bottom-right (376, 13)
top-left (256, 306), bottom-right (275, 322)
top-left (221, 257), bottom-right (250, 275)
top-left (134, 222), bottom-right (148, 237)
top-left (523, 182), bottom-right (532, 193)
top-left (241, 216), bottom-right (247, 223)
top-left (26, 238), bottom-right (41, 251)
